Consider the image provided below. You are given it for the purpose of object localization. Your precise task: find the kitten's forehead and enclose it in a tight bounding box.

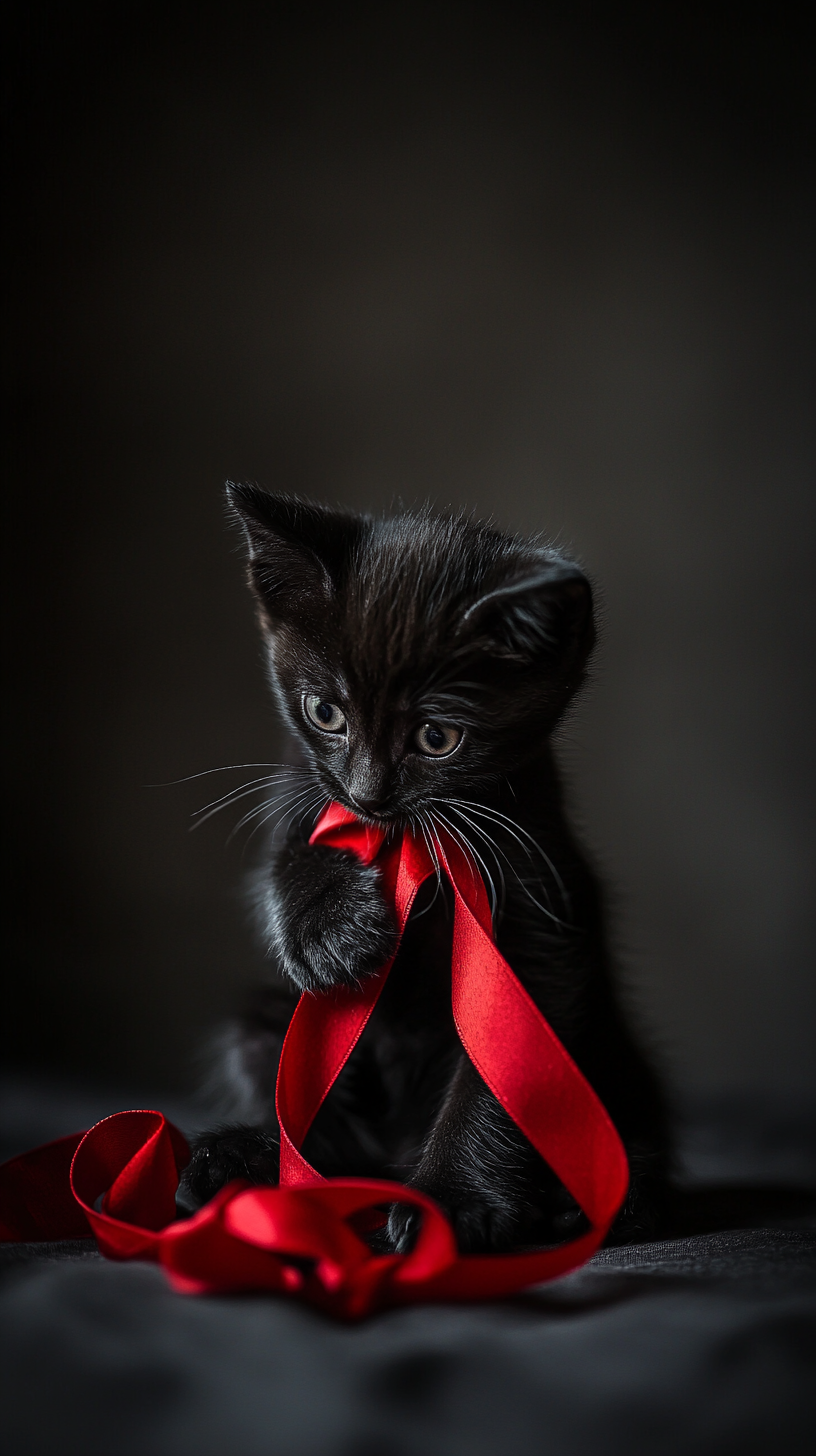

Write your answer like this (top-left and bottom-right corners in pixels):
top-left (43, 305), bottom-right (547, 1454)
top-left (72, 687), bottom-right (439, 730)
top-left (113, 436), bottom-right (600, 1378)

top-left (335, 515), bottom-right (517, 694)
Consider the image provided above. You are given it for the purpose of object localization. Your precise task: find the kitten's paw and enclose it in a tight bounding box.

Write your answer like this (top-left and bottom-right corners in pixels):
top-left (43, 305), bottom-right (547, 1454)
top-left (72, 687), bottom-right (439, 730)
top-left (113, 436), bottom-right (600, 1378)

top-left (179, 1125), bottom-right (279, 1208)
top-left (266, 844), bottom-right (396, 993)
top-left (387, 1185), bottom-right (520, 1255)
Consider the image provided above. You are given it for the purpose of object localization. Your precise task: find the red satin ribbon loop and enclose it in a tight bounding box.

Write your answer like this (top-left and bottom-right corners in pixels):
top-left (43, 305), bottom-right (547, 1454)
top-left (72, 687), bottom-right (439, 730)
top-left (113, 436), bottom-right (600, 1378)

top-left (0, 804), bottom-right (629, 1317)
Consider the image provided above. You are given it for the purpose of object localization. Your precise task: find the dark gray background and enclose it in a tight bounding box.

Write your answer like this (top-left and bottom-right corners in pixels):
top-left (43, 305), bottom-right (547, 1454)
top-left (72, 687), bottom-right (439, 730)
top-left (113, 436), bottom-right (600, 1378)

top-left (4, 3), bottom-right (815, 1108)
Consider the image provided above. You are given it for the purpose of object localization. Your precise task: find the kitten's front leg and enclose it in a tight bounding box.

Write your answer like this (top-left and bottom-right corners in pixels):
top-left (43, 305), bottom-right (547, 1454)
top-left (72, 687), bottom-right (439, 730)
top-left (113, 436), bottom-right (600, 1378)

top-left (260, 839), bottom-right (396, 993)
top-left (182, 844), bottom-right (395, 1209)
top-left (388, 1055), bottom-right (535, 1253)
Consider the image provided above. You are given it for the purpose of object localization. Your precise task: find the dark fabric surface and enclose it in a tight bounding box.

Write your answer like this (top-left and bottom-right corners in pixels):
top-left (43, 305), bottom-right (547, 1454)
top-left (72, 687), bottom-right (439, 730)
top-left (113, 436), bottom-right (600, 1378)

top-left (1, 1081), bottom-right (815, 1455)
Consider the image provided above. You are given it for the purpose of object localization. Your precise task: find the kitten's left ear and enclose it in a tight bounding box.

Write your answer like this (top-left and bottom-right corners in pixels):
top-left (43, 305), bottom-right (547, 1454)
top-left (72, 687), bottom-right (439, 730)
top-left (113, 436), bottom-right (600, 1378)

top-left (462, 559), bottom-right (595, 672)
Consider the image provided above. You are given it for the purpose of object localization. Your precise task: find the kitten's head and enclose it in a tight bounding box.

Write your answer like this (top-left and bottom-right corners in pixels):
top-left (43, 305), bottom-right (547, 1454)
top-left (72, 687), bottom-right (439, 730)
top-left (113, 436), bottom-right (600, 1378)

top-left (227, 485), bottom-right (595, 825)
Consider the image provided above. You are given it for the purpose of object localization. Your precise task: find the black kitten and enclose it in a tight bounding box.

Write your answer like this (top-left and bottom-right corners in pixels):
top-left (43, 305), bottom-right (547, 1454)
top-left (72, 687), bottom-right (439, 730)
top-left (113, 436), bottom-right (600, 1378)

top-left (183, 488), bottom-right (670, 1251)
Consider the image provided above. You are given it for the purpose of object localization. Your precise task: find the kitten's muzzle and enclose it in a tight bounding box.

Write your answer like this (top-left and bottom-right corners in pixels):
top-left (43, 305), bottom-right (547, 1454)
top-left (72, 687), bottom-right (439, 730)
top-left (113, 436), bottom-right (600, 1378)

top-left (347, 791), bottom-right (389, 820)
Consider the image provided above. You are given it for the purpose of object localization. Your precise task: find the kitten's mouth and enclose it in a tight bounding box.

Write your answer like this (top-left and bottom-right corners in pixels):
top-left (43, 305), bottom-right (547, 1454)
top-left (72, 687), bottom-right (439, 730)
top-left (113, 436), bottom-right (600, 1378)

top-left (335, 792), bottom-right (400, 827)
top-left (344, 801), bottom-right (393, 825)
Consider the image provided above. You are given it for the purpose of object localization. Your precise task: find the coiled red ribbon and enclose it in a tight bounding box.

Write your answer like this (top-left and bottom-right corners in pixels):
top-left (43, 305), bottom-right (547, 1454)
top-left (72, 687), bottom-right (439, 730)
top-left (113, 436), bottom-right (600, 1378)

top-left (0, 804), bottom-right (628, 1317)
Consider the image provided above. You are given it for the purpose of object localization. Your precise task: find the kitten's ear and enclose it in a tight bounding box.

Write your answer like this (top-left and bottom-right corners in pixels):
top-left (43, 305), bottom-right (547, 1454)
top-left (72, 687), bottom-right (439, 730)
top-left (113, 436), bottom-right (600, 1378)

top-left (463, 559), bottom-right (595, 671)
top-left (226, 483), bottom-right (363, 622)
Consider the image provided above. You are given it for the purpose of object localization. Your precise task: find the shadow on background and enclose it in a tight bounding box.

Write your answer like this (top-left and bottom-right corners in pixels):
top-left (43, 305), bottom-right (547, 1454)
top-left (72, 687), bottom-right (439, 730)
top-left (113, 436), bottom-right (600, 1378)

top-left (3, 3), bottom-right (815, 1112)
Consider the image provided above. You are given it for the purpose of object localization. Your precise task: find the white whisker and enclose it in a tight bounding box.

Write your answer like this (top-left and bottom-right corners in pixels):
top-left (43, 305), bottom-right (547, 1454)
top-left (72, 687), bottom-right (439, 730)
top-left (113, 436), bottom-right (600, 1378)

top-left (446, 803), bottom-right (570, 928)
top-left (191, 769), bottom-right (307, 823)
top-left (409, 811), bottom-right (444, 920)
top-left (432, 807), bottom-right (498, 921)
top-left (147, 762), bottom-right (298, 787)
top-left (282, 788), bottom-right (326, 838)
top-left (235, 784), bottom-right (324, 852)
top-left (445, 804), bottom-right (507, 919)
top-left (446, 798), bottom-right (569, 901)
top-left (227, 782), bottom-right (319, 843)
top-left (295, 793), bottom-right (330, 832)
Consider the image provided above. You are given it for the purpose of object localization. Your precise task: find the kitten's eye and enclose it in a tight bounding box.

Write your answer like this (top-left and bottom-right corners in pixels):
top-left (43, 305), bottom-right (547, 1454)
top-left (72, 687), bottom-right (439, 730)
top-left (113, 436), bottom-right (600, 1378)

top-left (414, 723), bottom-right (462, 758)
top-left (304, 695), bottom-right (347, 734)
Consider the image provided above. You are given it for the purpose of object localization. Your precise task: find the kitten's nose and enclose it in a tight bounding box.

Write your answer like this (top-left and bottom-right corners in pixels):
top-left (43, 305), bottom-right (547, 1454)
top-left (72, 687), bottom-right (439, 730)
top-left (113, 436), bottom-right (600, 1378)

top-left (349, 792), bottom-right (384, 816)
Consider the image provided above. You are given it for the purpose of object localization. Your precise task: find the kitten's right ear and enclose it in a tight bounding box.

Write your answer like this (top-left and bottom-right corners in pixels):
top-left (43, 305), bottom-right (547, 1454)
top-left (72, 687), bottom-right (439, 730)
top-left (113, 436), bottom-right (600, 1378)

top-left (226, 483), bottom-right (362, 623)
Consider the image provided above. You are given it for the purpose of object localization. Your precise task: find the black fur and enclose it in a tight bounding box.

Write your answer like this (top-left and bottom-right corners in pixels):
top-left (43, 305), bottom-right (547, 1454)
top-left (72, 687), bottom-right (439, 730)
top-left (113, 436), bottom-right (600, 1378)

top-left (182, 489), bottom-right (670, 1251)
top-left (267, 843), bottom-right (396, 992)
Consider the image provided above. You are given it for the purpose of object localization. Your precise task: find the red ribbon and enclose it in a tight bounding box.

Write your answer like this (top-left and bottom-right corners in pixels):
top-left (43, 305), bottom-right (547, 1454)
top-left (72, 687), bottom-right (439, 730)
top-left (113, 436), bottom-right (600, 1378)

top-left (0, 804), bottom-right (628, 1318)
